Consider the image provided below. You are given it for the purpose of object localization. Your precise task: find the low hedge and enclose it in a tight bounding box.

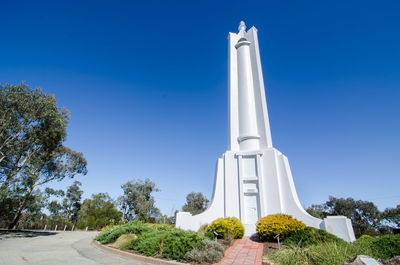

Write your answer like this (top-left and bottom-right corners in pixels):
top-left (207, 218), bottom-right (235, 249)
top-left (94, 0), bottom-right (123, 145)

top-left (284, 227), bottom-right (345, 247)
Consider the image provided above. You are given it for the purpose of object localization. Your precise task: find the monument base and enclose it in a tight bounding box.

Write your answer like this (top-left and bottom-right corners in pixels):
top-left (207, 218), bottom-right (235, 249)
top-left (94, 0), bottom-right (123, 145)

top-left (176, 148), bottom-right (356, 242)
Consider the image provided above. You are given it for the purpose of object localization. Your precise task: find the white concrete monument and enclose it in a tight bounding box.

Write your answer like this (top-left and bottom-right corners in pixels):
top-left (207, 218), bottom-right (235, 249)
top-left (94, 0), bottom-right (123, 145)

top-left (176, 22), bottom-right (356, 242)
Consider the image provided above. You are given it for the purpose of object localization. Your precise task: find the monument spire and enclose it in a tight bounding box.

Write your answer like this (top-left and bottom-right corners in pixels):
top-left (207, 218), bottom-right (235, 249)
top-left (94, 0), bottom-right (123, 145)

top-left (176, 22), bottom-right (356, 242)
top-left (238, 21), bottom-right (246, 36)
top-left (235, 22), bottom-right (260, 150)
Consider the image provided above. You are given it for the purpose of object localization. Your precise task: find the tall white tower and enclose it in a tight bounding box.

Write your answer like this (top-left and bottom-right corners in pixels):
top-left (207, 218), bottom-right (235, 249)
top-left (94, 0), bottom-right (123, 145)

top-left (176, 22), bottom-right (356, 242)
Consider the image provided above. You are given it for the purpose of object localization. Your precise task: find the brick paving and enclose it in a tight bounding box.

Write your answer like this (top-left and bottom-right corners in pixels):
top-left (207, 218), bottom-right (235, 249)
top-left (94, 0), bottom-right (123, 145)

top-left (214, 237), bottom-right (263, 265)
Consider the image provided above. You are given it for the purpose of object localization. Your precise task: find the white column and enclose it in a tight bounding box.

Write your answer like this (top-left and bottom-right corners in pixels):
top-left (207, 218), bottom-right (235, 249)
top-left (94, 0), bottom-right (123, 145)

top-left (235, 24), bottom-right (260, 151)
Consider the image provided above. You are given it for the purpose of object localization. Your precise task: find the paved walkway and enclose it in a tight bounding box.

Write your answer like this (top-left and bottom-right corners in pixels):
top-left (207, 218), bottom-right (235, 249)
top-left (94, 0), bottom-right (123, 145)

top-left (215, 237), bottom-right (263, 265)
top-left (0, 231), bottom-right (144, 265)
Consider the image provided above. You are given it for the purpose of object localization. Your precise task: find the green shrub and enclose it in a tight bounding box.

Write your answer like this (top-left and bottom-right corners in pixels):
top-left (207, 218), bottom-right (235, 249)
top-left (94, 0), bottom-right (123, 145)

top-left (151, 223), bottom-right (174, 231)
top-left (94, 225), bottom-right (121, 242)
top-left (226, 217), bottom-right (245, 239)
top-left (111, 234), bottom-right (137, 249)
top-left (95, 220), bottom-right (228, 262)
top-left (98, 221), bottom-right (152, 244)
top-left (351, 237), bottom-right (375, 258)
top-left (257, 214), bottom-right (305, 241)
top-left (129, 230), bottom-right (165, 256)
top-left (358, 234), bottom-right (375, 241)
top-left (184, 239), bottom-right (224, 263)
top-left (371, 234), bottom-right (400, 260)
top-left (206, 217), bottom-right (244, 239)
top-left (161, 230), bottom-right (204, 261)
top-left (284, 227), bottom-right (345, 247)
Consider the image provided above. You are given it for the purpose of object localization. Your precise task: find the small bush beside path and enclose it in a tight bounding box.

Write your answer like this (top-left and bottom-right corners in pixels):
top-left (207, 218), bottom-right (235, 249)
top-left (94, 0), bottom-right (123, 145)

top-left (94, 221), bottom-right (225, 264)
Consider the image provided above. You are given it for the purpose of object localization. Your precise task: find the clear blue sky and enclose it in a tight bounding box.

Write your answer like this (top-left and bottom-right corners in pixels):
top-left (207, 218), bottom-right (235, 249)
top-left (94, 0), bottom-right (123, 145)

top-left (1, 0), bottom-right (399, 216)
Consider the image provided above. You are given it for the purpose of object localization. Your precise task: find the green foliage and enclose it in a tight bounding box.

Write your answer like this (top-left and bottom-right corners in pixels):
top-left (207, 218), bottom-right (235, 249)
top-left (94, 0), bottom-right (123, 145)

top-left (206, 218), bottom-right (229, 238)
top-left (306, 204), bottom-right (329, 219)
top-left (267, 241), bottom-right (362, 265)
top-left (98, 221), bottom-right (205, 261)
top-left (106, 221), bottom-right (204, 260)
top-left (182, 192), bottom-right (209, 215)
top-left (267, 234), bottom-right (400, 265)
top-left (95, 225), bottom-right (121, 242)
top-left (370, 234), bottom-right (400, 260)
top-left (306, 196), bottom-right (383, 237)
top-left (383, 205), bottom-right (400, 228)
top-left (357, 234), bottom-right (375, 243)
top-left (198, 224), bottom-right (214, 240)
top-left (184, 239), bottom-right (224, 263)
top-left (257, 214), bottom-right (306, 241)
top-left (226, 217), bottom-right (245, 239)
top-left (149, 223), bottom-right (174, 231)
top-left (97, 221), bottom-right (151, 244)
top-left (78, 193), bottom-right (122, 230)
top-left (62, 181), bottom-right (83, 224)
top-left (111, 234), bottom-right (137, 249)
top-left (161, 229), bottom-right (204, 261)
top-left (206, 217), bottom-right (245, 239)
top-left (118, 179), bottom-right (161, 222)
top-left (0, 84), bottom-right (87, 229)
top-left (284, 227), bottom-right (345, 248)
top-left (130, 230), bottom-right (165, 256)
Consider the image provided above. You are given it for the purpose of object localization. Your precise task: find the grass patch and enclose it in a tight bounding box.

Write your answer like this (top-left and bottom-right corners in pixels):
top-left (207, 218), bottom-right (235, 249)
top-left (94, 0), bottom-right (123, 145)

top-left (109, 234), bottom-right (137, 249)
top-left (267, 241), bottom-right (369, 265)
top-left (266, 232), bottom-right (400, 265)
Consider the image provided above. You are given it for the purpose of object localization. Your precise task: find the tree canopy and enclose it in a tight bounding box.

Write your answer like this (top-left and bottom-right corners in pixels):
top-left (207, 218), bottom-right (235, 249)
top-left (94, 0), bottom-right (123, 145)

top-left (306, 196), bottom-right (398, 237)
top-left (77, 193), bottom-right (122, 229)
top-left (0, 84), bottom-right (87, 229)
top-left (118, 178), bottom-right (161, 222)
top-left (182, 191), bottom-right (209, 215)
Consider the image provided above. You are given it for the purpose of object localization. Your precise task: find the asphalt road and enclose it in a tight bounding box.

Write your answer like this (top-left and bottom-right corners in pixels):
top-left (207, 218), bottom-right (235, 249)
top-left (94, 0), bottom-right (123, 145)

top-left (0, 231), bottom-right (144, 265)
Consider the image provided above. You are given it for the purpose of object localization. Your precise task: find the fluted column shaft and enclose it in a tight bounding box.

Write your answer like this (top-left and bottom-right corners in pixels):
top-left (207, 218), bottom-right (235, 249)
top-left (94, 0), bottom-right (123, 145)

top-left (235, 38), bottom-right (260, 150)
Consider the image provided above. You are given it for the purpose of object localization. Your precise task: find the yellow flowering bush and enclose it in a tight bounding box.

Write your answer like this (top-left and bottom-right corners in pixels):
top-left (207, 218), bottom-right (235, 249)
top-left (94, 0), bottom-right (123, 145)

top-left (256, 214), bottom-right (305, 241)
top-left (206, 217), bottom-right (245, 239)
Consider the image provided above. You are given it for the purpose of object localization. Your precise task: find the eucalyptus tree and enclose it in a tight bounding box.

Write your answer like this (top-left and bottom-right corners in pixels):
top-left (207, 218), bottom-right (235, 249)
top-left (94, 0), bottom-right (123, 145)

top-left (306, 196), bottom-right (383, 237)
top-left (78, 193), bottom-right (122, 229)
top-left (62, 181), bottom-right (83, 224)
top-left (0, 84), bottom-right (87, 229)
top-left (182, 192), bottom-right (209, 215)
top-left (119, 178), bottom-right (161, 222)
top-left (383, 205), bottom-right (400, 228)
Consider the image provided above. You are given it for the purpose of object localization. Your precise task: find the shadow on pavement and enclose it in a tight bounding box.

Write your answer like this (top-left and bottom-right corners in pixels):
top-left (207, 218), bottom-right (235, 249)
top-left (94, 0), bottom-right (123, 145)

top-left (0, 230), bottom-right (57, 240)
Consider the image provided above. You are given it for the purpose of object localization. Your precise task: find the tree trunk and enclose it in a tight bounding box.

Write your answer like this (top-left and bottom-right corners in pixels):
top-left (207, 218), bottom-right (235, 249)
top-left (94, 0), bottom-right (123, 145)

top-left (8, 188), bottom-right (32, 229)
